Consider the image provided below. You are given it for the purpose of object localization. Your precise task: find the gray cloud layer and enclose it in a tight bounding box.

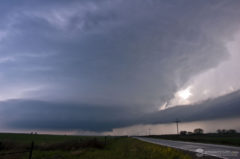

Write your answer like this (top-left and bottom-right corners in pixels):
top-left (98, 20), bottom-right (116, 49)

top-left (0, 0), bottom-right (240, 132)
top-left (1, 90), bottom-right (240, 132)
top-left (0, 0), bottom-right (239, 106)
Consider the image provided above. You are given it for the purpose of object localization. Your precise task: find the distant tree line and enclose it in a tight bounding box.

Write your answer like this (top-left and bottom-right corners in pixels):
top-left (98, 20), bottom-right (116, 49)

top-left (217, 129), bottom-right (237, 134)
top-left (180, 128), bottom-right (238, 135)
top-left (180, 128), bottom-right (204, 135)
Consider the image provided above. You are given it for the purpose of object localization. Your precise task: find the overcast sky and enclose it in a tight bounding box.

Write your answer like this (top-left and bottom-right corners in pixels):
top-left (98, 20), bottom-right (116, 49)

top-left (0, 0), bottom-right (240, 134)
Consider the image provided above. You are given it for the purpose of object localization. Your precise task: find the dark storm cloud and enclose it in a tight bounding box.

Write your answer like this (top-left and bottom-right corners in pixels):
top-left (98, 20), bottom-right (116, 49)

top-left (1, 0), bottom-right (240, 106)
top-left (142, 90), bottom-right (240, 124)
top-left (1, 90), bottom-right (240, 131)
top-left (0, 100), bottom-right (141, 131)
top-left (0, 0), bottom-right (240, 132)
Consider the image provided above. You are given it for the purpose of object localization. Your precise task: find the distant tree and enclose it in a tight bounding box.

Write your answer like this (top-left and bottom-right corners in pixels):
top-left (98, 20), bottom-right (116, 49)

top-left (217, 129), bottom-right (222, 134)
top-left (217, 129), bottom-right (227, 134)
top-left (180, 131), bottom-right (187, 135)
top-left (217, 129), bottom-right (236, 134)
top-left (194, 128), bottom-right (204, 134)
top-left (187, 131), bottom-right (193, 135)
top-left (222, 129), bottom-right (227, 133)
top-left (227, 129), bottom-right (237, 134)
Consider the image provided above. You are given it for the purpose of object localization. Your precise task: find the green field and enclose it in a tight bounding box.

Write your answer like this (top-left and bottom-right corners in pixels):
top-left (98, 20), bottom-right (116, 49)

top-left (0, 133), bottom-right (193, 159)
top-left (148, 133), bottom-right (240, 146)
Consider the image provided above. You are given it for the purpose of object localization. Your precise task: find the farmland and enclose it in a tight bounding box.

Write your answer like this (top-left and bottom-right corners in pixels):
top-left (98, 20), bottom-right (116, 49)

top-left (0, 133), bottom-right (193, 159)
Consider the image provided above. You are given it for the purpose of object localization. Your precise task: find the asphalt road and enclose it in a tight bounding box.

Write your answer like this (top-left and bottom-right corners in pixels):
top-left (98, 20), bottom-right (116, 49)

top-left (135, 137), bottom-right (240, 159)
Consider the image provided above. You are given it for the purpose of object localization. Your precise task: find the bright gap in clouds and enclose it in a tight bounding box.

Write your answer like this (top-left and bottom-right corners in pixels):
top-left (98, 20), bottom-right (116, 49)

top-left (161, 31), bottom-right (240, 110)
top-left (159, 86), bottom-right (193, 110)
top-left (166, 86), bottom-right (193, 108)
top-left (177, 86), bottom-right (192, 100)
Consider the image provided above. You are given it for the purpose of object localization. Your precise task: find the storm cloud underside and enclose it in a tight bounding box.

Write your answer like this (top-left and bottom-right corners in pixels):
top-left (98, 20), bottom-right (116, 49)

top-left (0, 0), bottom-right (240, 132)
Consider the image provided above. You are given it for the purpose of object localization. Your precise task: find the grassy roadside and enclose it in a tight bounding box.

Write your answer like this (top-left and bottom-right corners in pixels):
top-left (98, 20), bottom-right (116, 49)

top-left (25, 137), bottom-right (193, 159)
top-left (147, 133), bottom-right (240, 147)
top-left (0, 133), bottom-right (193, 159)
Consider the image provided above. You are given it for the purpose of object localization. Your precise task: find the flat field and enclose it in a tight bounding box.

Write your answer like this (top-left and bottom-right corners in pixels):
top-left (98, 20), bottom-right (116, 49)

top-left (0, 133), bottom-right (192, 159)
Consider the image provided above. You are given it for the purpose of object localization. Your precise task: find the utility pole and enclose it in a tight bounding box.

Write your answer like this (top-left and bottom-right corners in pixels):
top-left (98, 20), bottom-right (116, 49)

top-left (175, 119), bottom-right (180, 135)
top-left (148, 128), bottom-right (151, 136)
